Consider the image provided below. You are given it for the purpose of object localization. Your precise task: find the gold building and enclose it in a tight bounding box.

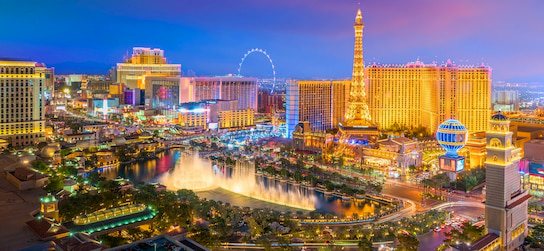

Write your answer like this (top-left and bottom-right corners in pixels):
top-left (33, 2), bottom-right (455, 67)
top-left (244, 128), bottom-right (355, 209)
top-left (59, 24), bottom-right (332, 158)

top-left (178, 112), bottom-right (207, 131)
top-left (117, 47), bottom-right (181, 89)
top-left (285, 79), bottom-right (350, 138)
top-left (218, 109), bottom-right (254, 129)
top-left (292, 121), bottom-right (334, 152)
top-left (366, 60), bottom-right (491, 133)
top-left (0, 60), bottom-right (51, 146)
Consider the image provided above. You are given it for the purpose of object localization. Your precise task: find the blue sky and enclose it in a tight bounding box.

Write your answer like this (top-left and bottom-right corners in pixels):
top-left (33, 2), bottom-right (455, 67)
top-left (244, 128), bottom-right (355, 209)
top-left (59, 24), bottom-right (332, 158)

top-left (1, 0), bottom-right (543, 82)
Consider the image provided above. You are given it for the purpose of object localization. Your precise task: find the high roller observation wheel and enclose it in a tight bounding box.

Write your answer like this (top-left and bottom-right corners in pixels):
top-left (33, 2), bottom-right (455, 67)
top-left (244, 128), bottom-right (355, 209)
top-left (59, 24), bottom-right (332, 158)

top-left (237, 48), bottom-right (276, 94)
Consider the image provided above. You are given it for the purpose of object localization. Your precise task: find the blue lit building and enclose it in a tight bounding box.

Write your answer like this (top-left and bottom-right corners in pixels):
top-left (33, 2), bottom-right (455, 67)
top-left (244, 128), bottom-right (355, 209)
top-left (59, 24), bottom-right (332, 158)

top-left (436, 119), bottom-right (467, 181)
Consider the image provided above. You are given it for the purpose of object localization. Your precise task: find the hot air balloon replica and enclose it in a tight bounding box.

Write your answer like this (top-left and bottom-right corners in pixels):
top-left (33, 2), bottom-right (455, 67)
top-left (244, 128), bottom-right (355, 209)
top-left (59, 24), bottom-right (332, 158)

top-left (436, 119), bottom-right (468, 181)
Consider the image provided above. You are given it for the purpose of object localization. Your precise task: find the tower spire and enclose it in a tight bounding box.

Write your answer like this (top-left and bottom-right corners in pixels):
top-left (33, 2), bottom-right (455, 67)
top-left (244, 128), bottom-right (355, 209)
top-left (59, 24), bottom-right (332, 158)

top-left (344, 9), bottom-right (372, 126)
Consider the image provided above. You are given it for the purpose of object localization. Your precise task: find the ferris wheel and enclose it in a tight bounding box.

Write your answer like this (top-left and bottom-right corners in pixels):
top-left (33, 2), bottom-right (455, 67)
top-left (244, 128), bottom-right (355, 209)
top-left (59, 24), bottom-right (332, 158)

top-left (237, 48), bottom-right (276, 94)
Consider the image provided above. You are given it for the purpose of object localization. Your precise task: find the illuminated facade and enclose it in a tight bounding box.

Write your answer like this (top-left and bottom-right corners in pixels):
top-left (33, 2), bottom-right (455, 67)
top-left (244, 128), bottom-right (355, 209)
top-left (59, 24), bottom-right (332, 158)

top-left (462, 132), bottom-right (487, 169)
top-left (338, 9), bottom-right (379, 144)
top-left (436, 119), bottom-right (467, 181)
top-left (484, 111), bottom-right (528, 251)
top-left (177, 100), bottom-right (254, 131)
top-left (519, 140), bottom-right (544, 197)
top-left (180, 76), bottom-right (258, 111)
top-left (292, 122), bottom-right (334, 152)
top-left (143, 75), bottom-right (181, 109)
top-left (0, 60), bottom-right (49, 146)
top-left (117, 47), bottom-right (181, 89)
top-left (366, 60), bottom-right (491, 133)
top-left (285, 79), bottom-right (350, 138)
top-left (218, 109), bottom-right (254, 129)
top-left (363, 135), bottom-right (422, 175)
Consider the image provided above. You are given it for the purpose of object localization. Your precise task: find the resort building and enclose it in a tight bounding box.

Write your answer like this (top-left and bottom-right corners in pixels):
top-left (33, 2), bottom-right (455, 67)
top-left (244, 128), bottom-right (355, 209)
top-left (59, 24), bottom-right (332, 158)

top-left (366, 60), bottom-right (491, 133)
top-left (285, 79), bottom-right (350, 138)
top-left (180, 76), bottom-right (258, 111)
top-left (292, 121), bottom-right (334, 152)
top-left (0, 60), bottom-right (52, 146)
top-left (116, 47), bottom-right (181, 89)
top-left (362, 134), bottom-right (422, 176)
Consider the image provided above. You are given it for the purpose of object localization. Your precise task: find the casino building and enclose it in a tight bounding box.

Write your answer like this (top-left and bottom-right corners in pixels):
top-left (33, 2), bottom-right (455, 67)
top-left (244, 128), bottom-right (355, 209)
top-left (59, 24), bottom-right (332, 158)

top-left (366, 60), bottom-right (491, 134)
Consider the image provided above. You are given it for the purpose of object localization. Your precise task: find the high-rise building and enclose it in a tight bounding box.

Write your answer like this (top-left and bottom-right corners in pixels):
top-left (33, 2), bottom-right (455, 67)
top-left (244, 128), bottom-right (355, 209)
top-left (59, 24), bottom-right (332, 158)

top-left (337, 9), bottom-right (379, 144)
top-left (117, 47), bottom-right (181, 89)
top-left (177, 99), bottom-right (254, 131)
top-left (0, 60), bottom-right (50, 146)
top-left (366, 60), bottom-right (491, 133)
top-left (36, 67), bottom-right (54, 101)
top-left (492, 90), bottom-right (519, 112)
top-left (258, 91), bottom-right (284, 113)
top-left (180, 76), bottom-right (258, 111)
top-left (285, 79), bottom-right (350, 138)
top-left (484, 111), bottom-right (528, 250)
top-left (143, 75), bottom-right (181, 109)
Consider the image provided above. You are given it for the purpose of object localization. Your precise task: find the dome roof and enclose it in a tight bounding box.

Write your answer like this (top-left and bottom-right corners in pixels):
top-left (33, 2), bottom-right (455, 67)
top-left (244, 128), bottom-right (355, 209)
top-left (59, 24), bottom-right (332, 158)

top-left (436, 119), bottom-right (468, 157)
top-left (491, 111), bottom-right (508, 121)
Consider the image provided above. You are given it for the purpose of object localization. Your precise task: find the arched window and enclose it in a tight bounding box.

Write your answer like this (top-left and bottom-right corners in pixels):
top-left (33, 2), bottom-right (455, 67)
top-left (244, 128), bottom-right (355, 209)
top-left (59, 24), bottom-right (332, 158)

top-left (490, 138), bottom-right (502, 147)
top-left (493, 155), bottom-right (498, 161)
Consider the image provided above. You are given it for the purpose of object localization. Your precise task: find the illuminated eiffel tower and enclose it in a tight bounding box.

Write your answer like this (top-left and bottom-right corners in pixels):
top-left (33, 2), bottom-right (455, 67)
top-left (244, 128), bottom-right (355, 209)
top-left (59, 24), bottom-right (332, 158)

top-left (337, 9), bottom-right (379, 147)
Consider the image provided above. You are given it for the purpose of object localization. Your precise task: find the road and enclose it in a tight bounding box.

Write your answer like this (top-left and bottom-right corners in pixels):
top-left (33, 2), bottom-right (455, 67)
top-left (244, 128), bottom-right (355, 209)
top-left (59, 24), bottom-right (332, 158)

top-left (417, 205), bottom-right (485, 250)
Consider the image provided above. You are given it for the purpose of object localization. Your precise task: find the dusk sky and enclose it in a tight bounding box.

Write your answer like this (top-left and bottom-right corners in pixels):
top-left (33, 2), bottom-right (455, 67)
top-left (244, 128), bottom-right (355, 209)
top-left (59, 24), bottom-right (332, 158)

top-left (1, 0), bottom-right (543, 82)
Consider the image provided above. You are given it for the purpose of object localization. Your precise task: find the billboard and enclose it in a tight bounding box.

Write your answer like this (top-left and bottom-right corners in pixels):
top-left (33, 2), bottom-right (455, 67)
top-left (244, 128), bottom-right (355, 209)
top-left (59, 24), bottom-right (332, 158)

top-left (439, 155), bottom-right (465, 172)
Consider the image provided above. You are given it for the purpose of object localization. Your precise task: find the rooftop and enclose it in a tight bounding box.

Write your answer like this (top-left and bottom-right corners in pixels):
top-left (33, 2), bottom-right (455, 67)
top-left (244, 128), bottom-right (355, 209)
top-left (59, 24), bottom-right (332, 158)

top-left (26, 218), bottom-right (69, 240)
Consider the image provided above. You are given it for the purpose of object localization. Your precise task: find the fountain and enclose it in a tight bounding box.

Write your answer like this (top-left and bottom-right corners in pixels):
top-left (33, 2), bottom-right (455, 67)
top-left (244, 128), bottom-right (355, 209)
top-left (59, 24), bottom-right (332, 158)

top-left (160, 152), bottom-right (317, 210)
top-left (160, 152), bottom-right (216, 191)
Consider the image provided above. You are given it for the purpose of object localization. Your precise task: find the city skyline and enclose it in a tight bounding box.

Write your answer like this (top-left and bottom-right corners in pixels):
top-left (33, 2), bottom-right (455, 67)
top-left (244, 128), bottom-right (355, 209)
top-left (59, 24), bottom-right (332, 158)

top-left (1, 0), bottom-right (543, 82)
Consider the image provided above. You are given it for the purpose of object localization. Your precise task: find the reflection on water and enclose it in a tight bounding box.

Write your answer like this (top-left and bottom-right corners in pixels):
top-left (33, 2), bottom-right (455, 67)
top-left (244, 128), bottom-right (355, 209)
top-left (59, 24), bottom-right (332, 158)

top-left (161, 152), bottom-right (316, 210)
top-left (101, 149), bottom-right (380, 215)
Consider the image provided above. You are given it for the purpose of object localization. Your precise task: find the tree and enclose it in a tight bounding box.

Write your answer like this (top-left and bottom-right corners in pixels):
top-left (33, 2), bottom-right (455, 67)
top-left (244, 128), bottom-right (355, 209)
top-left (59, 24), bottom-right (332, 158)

top-left (529, 203), bottom-right (542, 223)
top-left (44, 176), bottom-right (64, 193)
top-left (31, 160), bottom-right (48, 172)
top-left (358, 237), bottom-right (373, 251)
top-left (68, 123), bottom-right (82, 133)
top-left (87, 171), bottom-right (104, 185)
top-left (248, 216), bottom-right (264, 237)
top-left (436, 243), bottom-right (450, 251)
top-left (86, 153), bottom-right (99, 169)
top-left (397, 234), bottom-right (419, 251)
top-left (527, 223), bottom-right (544, 248)
top-left (444, 222), bottom-right (485, 244)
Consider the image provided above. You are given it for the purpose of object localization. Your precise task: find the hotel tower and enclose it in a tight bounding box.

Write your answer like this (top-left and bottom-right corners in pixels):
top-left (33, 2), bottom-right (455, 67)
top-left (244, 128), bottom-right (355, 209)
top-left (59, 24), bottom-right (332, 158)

top-left (0, 60), bottom-right (52, 146)
top-left (366, 60), bottom-right (491, 133)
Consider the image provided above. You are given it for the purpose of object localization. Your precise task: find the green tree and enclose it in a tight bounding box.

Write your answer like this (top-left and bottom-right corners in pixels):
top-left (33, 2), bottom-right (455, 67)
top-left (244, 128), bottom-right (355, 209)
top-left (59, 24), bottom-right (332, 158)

top-left (358, 237), bottom-right (373, 251)
top-left (31, 160), bottom-right (48, 172)
top-left (44, 176), bottom-right (64, 193)
top-left (444, 222), bottom-right (484, 244)
top-left (527, 223), bottom-right (544, 248)
top-left (529, 203), bottom-right (542, 223)
top-left (86, 153), bottom-right (99, 169)
top-left (397, 234), bottom-right (420, 251)
top-left (248, 216), bottom-right (264, 237)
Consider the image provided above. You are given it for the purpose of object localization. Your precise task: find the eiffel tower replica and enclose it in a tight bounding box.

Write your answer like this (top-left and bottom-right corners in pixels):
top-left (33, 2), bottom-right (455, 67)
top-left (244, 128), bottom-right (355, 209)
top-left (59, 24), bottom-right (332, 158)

top-left (335, 9), bottom-right (379, 157)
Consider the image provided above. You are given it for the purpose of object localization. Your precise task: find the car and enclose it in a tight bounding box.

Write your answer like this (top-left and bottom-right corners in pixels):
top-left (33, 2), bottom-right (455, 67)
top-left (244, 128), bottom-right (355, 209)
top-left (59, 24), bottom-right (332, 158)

top-left (445, 221), bottom-right (452, 226)
top-left (440, 224), bottom-right (445, 229)
top-left (434, 227), bottom-right (441, 232)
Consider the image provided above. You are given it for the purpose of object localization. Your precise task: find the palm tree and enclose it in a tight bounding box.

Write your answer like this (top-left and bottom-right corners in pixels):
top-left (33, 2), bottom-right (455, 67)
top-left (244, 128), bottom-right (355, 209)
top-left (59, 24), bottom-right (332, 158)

top-left (529, 204), bottom-right (542, 223)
